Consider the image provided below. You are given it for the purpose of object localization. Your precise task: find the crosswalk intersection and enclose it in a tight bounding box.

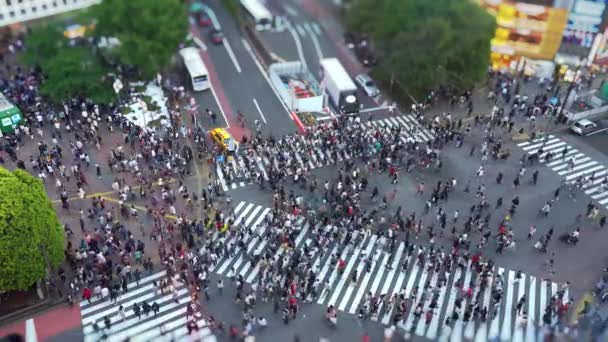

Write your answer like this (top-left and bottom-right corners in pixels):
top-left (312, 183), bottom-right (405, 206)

top-left (518, 134), bottom-right (608, 207)
top-left (79, 271), bottom-right (216, 342)
top-left (210, 201), bottom-right (565, 341)
top-left (216, 114), bottom-right (434, 191)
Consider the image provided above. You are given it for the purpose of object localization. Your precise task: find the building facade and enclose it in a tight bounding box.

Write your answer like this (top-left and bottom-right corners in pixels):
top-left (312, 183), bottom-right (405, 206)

top-left (0, 0), bottom-right (101, 27)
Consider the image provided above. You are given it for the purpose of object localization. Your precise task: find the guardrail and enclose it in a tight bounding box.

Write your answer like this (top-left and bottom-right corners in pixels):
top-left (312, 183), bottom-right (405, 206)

top-left (566, 104), bottom-right (608, 122)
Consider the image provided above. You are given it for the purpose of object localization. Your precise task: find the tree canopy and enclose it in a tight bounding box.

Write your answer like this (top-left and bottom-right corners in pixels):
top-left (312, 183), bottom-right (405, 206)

top-left (39, 47), bottom-right (115, 104)
top-left (91, 0), bottom-right (189, 79)
top-left (0, 168), bottom-right (64, 292)
top-left (346, 0), bottom-right (496, 100)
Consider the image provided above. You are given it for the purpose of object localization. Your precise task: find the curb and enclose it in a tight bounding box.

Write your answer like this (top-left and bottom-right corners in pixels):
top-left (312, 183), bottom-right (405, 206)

top-left (0, 297), bottom-right (64, 327)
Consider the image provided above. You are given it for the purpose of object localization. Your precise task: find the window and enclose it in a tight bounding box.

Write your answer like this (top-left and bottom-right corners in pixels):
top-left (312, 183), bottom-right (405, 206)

top-left (42, 4), bottom-right (47, 9)
top-left (63, 0), bottom-right (67, 4)
top-left (0, 14), bottom-right (4, 20)
top-left (31, 6), bottom-right (36, 12)
top-left (17, 0), bottom-right (22, 3)
top-left (6, 0), bottom-right (11, 6)
top-left (20, 8), bottom-right (26, 14)
top-left (9, 11), bottom-right (15, 17)
top-left (52, 1), bottom-right (57, 7)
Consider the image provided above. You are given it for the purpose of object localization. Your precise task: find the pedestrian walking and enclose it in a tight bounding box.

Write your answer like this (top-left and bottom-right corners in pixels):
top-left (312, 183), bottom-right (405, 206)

top-left (516, 295), bottom-right (526, 314)
top-left (217, 279), bottom-right (224, 295)
top-left (528, 225), bottom-right (536, 240)
top-left (118, 305), bottom-right (126, 321)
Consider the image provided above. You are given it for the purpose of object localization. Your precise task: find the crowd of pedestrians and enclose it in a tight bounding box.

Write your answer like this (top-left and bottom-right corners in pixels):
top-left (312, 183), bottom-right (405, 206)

top-left (1, 34), bottom-right (604, 341)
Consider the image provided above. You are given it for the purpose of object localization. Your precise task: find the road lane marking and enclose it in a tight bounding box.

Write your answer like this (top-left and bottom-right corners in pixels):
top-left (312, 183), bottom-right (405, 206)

top-left (296, 24), bottom-right (306, 36)
top-left (283, 4), bottom-right (298, 16)
top-left (287, 22), bottom-right (307, 69)
top-left (253, 98), bottom-right (267, 124)
top-left (312, 22), bottom-right (322, 35)
top-left (223, 38), bottom-right (242, 73)
top-left (241, 38), bottom-right (290, 115)
top-left (305, 23), bottom-right (324, 60)
top-left (360, 106), bottom-right (389, 113)
top-left (586, 127), bottom-right (608, 136)
top-left (192, 36), bottom-right (207, 51)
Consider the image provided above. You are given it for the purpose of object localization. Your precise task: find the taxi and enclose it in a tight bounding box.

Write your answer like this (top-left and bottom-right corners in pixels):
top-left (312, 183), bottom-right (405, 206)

top-left (210, 128), bottom-right (238, 152)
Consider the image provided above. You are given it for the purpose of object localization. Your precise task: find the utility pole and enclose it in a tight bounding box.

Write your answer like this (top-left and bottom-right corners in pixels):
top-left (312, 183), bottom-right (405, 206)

top-left (557, 63), bottom-right (581, 123)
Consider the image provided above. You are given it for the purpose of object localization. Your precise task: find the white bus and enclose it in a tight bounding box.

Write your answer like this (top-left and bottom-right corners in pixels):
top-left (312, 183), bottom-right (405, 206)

top-left (179, 47), bottom-right (210, 92)
top-left (240, 0), bottom-right (273, 31)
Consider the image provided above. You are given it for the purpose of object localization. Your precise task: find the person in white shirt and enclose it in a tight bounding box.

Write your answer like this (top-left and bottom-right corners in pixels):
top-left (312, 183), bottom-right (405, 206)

top-left (257, 317), bottom-right (267, 328)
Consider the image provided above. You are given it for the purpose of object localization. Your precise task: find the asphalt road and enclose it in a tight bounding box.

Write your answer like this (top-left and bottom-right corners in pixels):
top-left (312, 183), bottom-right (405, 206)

top-left (258, 0), bottom-right (387, 115)
top-left (190, 0), bottom-right (297, 138)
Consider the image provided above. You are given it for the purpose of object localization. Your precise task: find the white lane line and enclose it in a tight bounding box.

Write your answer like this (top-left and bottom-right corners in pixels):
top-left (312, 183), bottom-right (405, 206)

top-left (283, 4), bottom-right (298, 16)
top-left (25, 319), bottom-right (37, 342)
top-left (192, 36), bottom-right (207, 51)
top-left (241, 38), bottom-right (290, 115)
top-left (208, 83), bottom-right (230, 128)
top-left (287, 22), bottom-right (307, 69)
top-left (312, 22), bottom-right (322, 35)
top-left (586, 127), bottom-right (608, 136)
top-left (253, 98), bottom-right (267, 124)
top-left (360, 106), bottom-right (389, 113)
top-left (223, 39), bottom-right (242, 73)
top-left (296, 24), bottom-right (306, 36)
top-left (305, 23), bottom-right (324, 60)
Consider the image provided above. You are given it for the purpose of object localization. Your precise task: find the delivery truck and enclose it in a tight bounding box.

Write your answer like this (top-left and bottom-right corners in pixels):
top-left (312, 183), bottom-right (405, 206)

top-left (320, 58), bottom-right (359, 114)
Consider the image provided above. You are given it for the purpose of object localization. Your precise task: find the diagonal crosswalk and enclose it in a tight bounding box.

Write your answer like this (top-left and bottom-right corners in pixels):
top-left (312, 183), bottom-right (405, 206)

top-left (211, 202), bottom-right (565, 341)
top-left (79, 271), bottom-right (217, 342)
top-left (518, 134), bottom-right (608, 206)
top-left (215, 114), bottom-right (435, 191)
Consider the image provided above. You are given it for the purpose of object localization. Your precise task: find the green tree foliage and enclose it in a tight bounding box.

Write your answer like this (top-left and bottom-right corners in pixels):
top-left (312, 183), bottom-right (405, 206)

top-left (346, 0), bottom-right (496, 99)
top-left (0, 168), bottom-right (64, 291)
top-left (91, 0), bottom-right (188, 79)
top-left (21, 24), bottom-right (65, 67)
top-left (39, 47), bottom-right (114, 104)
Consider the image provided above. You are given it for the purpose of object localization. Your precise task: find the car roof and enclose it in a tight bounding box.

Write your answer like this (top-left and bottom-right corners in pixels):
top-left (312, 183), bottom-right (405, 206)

top-left (576, 119), bottom-right (595, 125)
top-left (356, 74), bottom-right (372, 82)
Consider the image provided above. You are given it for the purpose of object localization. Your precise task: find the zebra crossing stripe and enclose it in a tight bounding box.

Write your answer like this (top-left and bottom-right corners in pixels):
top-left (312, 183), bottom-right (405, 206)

top-left (79, 270), bottom-right (215, 342)
top-left (338, 235), bottom-right (378, 311)
top-left (374, 242), bottom-right (405, 322)
top-left (381, 254), bottom-right (409, 325)
top-left (213, 115), bottom-right (433, 191)
top-left (217, 202), bottom-right (555, 340)
top-left (328, 236), bottom-right (372, 307)
top-left (249, 220), bottom-right (309, 283)
top-left (80, 270), bottom-right (167, 309)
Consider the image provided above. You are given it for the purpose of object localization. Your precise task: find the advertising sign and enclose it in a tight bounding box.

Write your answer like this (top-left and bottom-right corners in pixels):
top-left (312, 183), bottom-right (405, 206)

top-left (564, 0), bottom-right (608, 47)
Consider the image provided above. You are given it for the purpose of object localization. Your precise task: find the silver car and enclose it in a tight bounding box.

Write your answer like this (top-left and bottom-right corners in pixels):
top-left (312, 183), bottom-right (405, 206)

top-left (355, 74), bottom-right (380, 97)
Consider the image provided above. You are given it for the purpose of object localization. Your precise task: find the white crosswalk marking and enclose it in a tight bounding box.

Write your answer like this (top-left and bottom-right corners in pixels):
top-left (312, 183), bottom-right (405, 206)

top-left (79, 271), bottom-right (216, 342)
top-left (518, 134), bottom-right (608, 211)
top-left (214, 115), bottom-right (434, 191)
top-left (218, 201), bottom-right (554, 341)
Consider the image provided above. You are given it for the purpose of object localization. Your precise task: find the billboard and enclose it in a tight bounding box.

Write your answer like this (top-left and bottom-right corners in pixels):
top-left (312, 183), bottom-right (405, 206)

top-left (563, 0), bottom-right (607, 47)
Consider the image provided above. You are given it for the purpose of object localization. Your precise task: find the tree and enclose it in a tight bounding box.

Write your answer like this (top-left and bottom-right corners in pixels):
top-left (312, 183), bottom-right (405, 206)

top-left (39, 47), bottom-right (114, 105)
top-left (346, 0), bottom-right (496, 100)
top-left (21, 24), bottom-right (66, 67)
top-left (91, 0), bottom-right (188, 79)
top-left (0, 168), bottom-right (65, 292)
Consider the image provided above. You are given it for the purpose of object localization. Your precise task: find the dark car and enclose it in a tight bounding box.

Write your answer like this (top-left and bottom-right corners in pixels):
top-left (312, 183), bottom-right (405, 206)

top-left (198, 12), bottom-right (212, 27)
top-left (209, 28), bottom-right (224, 45)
